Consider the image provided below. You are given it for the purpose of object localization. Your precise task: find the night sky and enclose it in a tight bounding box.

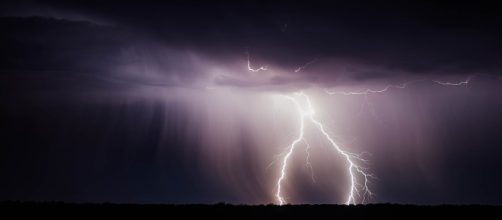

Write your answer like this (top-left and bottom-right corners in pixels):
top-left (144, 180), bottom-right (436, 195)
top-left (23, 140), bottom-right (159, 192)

top-left (1, 1), bottom-right (502, 204)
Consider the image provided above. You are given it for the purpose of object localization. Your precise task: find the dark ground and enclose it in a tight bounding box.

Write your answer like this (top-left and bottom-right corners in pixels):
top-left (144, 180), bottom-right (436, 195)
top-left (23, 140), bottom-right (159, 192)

top-left (1, 202), bottom-right (500, 219)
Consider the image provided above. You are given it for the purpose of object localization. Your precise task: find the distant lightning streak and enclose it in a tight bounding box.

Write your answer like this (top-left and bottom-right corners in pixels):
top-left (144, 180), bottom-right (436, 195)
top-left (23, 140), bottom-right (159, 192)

top-left (246, 52), bottom-right (268, 72)
top-left (324, 80), bottom-right (423, 121)
top-left (433, 75), bottom-right (474, 86)
top-left (323, 76), bottom-right (472, 121)
top-left (323, 76), bottom-right (473, 97)
top-left (324, 80), bottom-right (423, 96)
top-left (276, 92), bottom-right (372, 205)
top-left (294, 59), bottom-right (317, 73)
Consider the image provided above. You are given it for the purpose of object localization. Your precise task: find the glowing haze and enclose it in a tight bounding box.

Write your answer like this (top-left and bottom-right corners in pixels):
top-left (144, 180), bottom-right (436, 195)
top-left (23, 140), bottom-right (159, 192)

top-left (1, 1), bottom-right (502, 205)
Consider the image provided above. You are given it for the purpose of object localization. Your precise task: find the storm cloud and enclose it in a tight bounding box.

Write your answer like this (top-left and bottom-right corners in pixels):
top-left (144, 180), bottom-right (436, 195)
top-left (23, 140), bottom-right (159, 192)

top-left (1, 1), bottom-right (502, 204)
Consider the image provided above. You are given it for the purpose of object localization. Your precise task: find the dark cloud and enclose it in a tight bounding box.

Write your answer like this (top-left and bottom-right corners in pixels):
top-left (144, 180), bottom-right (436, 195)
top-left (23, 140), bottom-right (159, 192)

top-left (46, 1), bottom-right (502, 76)
top-left (0, 17), bottom-right (126, 71)
top-left (1, 1), bottom-right (502, 88)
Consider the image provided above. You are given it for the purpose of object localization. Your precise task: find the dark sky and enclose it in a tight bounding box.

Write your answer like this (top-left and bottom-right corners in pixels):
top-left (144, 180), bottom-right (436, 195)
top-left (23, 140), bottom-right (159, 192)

top-left (1, 1), bottom-right (502, 204)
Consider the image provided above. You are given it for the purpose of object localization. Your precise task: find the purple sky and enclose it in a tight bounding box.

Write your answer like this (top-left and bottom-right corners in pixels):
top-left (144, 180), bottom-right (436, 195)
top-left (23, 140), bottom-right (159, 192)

top-left (1, 1), bottom-right (502, 204)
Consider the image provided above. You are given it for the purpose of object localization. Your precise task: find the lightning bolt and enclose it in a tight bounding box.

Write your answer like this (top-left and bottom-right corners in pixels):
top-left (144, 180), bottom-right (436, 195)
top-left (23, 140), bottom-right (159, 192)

top-left (246, 52), bottom-right (268, 72)
top-left (276, 92), bottom-right (373, 205)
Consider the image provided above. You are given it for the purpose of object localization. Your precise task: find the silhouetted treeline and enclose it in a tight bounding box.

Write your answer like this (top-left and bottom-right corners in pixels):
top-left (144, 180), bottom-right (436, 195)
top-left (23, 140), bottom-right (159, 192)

top-left (1, 202), bottom-right (500, 219)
